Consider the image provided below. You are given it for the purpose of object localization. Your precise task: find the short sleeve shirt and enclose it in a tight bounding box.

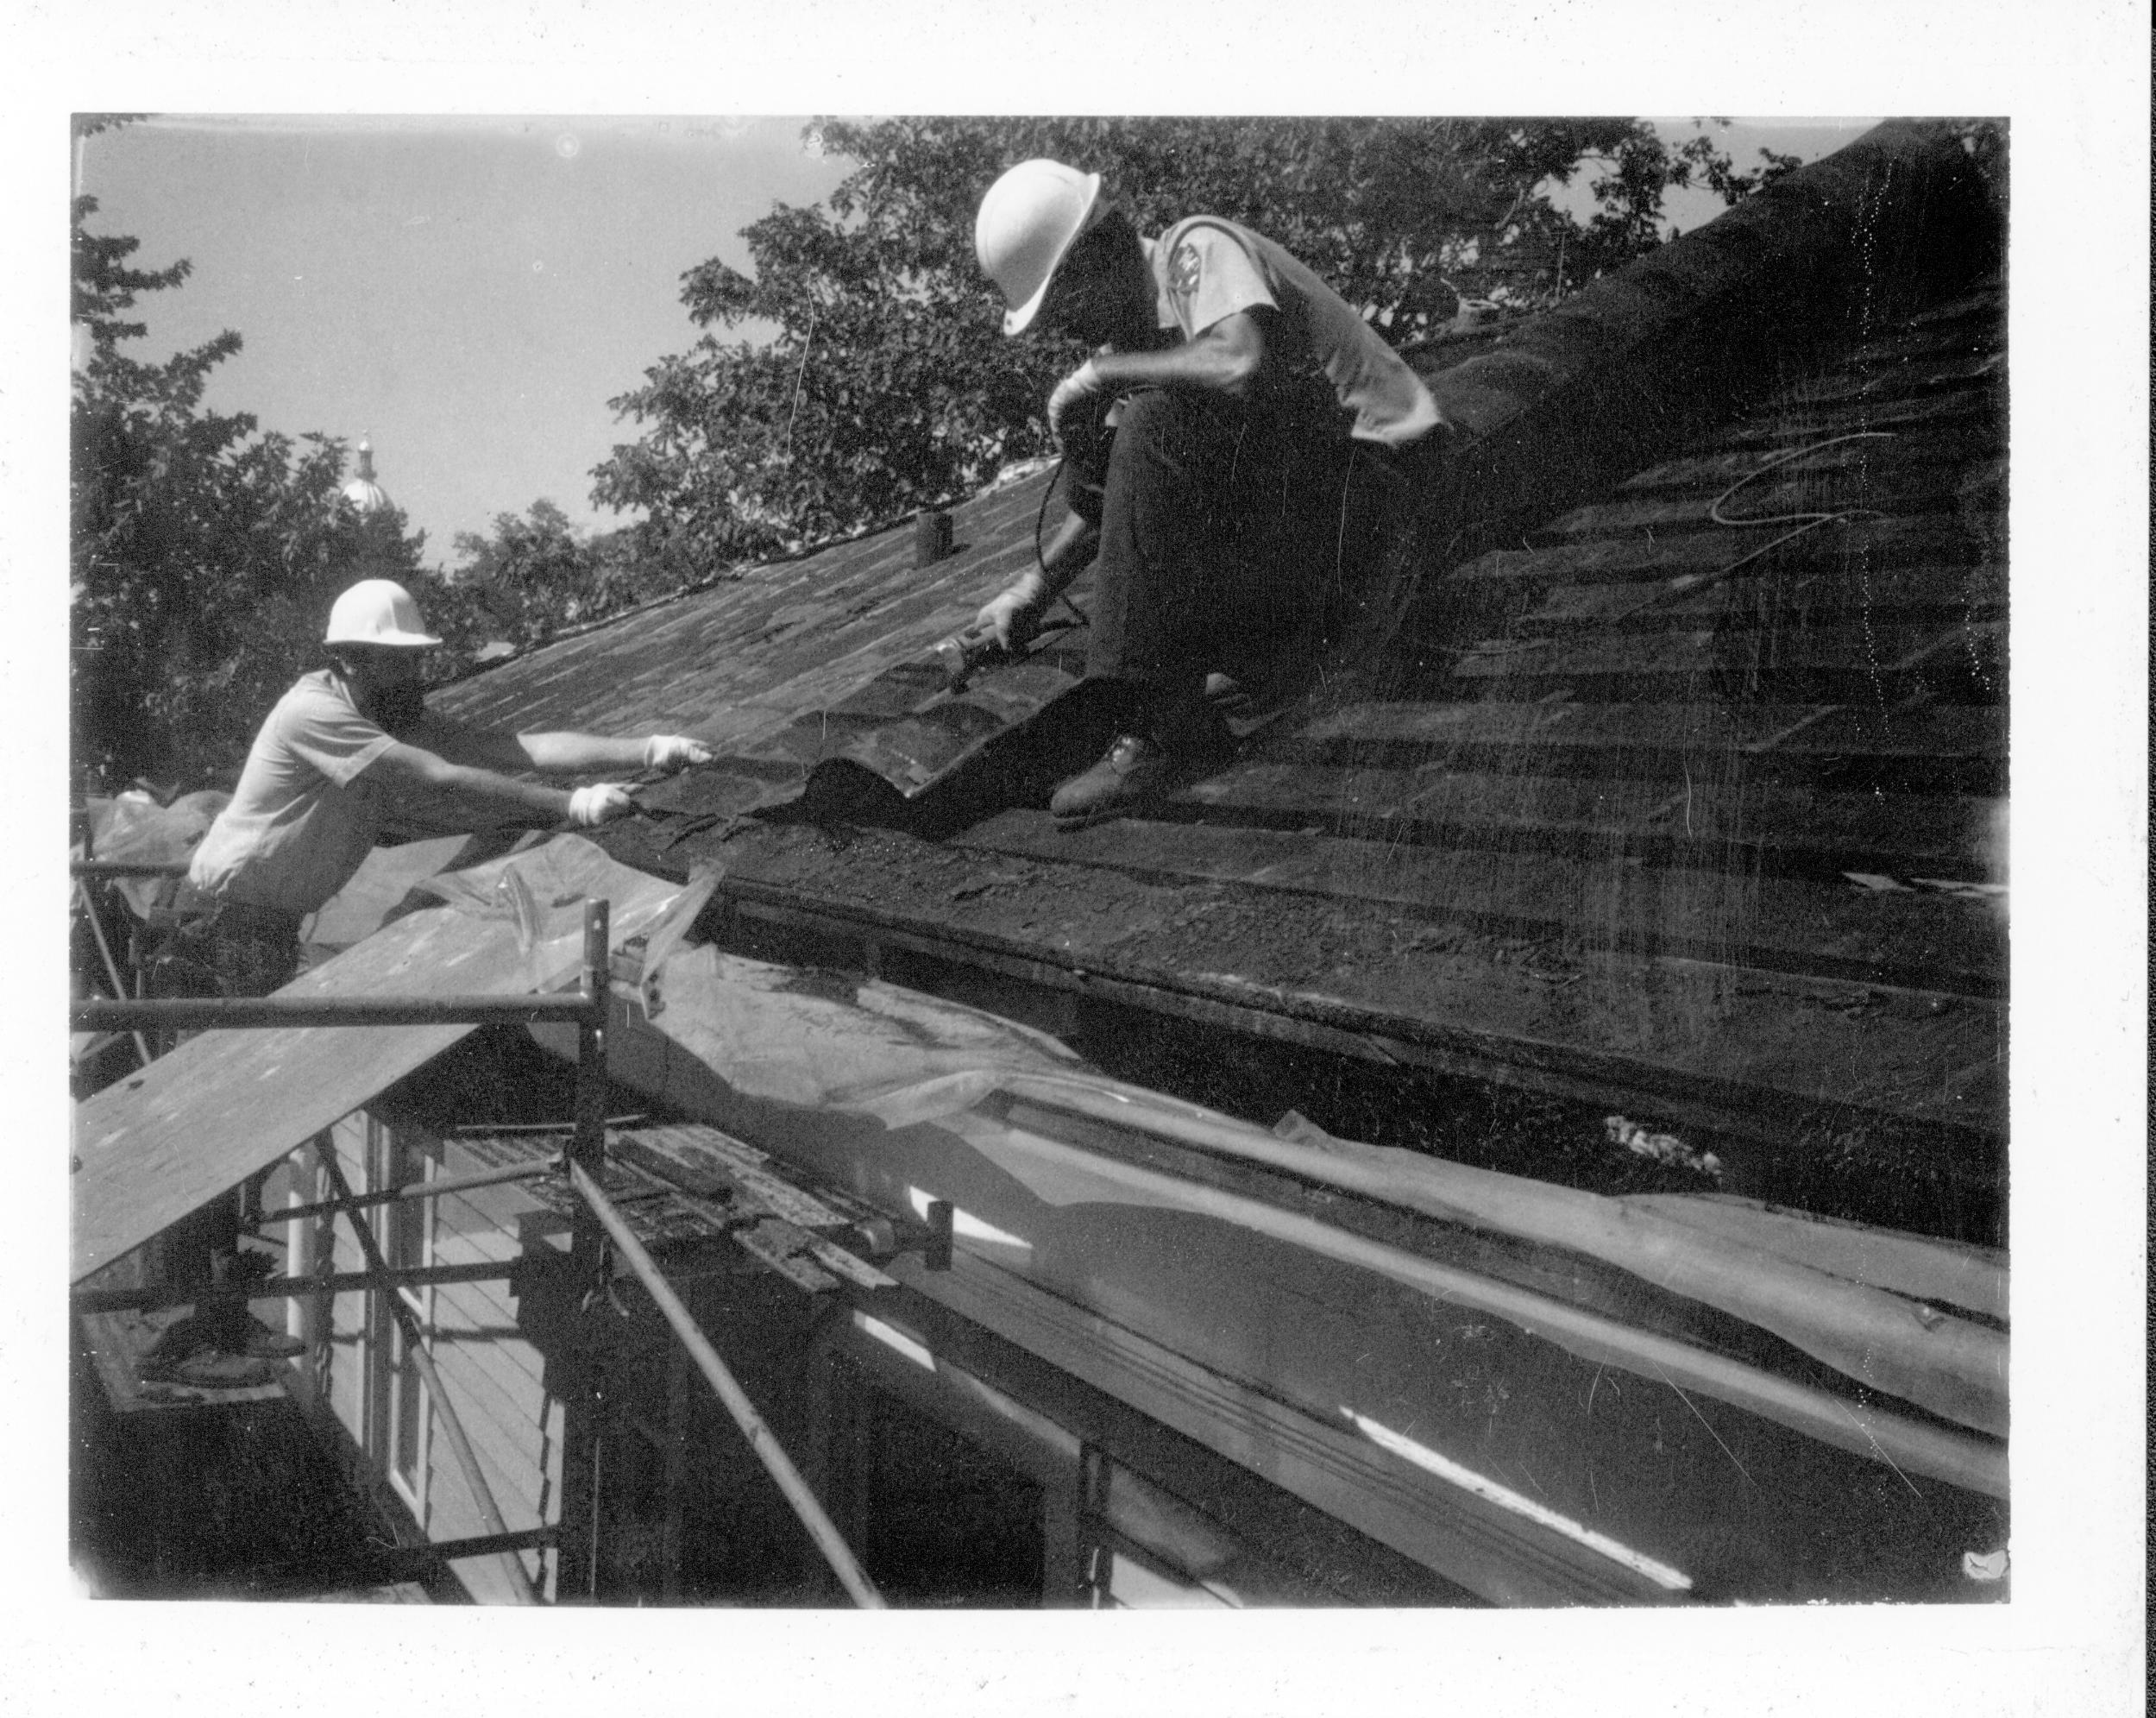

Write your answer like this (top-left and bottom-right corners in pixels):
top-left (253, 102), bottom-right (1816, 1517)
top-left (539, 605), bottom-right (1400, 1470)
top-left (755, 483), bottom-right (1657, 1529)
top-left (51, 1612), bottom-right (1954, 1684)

top-left (186, 669), bottom-right (398, 917)
top-left (1149, 216), bottom-right (1443, 448)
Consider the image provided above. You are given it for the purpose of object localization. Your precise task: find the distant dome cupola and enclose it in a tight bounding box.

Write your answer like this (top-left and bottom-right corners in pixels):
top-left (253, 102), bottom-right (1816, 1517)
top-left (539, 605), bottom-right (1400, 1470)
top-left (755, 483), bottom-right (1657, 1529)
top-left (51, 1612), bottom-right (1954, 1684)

top-left (341, 438), bottom-right (392, 514)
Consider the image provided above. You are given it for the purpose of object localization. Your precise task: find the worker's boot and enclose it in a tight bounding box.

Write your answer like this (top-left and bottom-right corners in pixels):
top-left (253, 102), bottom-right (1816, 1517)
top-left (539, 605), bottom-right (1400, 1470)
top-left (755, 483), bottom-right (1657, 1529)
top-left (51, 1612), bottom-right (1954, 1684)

top-left (1049, 695), bottom-right (1233, 831)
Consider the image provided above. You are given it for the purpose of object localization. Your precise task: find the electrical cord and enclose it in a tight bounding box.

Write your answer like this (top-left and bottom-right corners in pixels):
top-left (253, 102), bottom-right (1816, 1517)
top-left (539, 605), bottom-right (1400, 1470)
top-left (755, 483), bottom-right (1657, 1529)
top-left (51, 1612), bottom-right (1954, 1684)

top-left (1030, 450), bottom-right (1089, 628)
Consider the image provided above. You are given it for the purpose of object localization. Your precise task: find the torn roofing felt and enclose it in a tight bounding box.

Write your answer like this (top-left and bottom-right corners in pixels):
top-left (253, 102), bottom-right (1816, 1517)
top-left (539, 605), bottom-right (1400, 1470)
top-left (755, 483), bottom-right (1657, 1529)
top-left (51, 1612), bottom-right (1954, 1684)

top-left (429, 119), bottom-right (2007, 1235)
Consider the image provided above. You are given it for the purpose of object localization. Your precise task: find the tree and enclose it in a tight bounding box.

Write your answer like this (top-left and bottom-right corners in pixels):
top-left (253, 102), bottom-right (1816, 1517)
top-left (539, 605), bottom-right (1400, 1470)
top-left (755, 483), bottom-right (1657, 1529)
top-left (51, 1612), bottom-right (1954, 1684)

top-left (593, 117), bottom-right (1791, 575)
top-left (446, 499), bottom-right (651, 653)
top-left (71, 142), bottom-right (437, 791)
top-left (1568, 120), bottom-right (1802, 279)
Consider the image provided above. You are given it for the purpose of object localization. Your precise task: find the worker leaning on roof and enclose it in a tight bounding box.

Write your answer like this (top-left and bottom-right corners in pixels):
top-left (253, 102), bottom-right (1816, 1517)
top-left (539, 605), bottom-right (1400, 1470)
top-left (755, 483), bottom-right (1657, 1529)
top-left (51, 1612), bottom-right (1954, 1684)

top-left (971, 160), bottom-right (1451, 829)
top-left (185, 576), bottom-right (712, 972)
top-left (139, 578), bottom-right (714, 1389)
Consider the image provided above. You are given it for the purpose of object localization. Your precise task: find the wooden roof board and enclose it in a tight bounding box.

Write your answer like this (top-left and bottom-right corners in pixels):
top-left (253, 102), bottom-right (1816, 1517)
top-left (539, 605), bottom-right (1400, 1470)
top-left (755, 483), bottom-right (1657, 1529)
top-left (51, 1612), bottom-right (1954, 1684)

top-left (70, 838), bottom-right (685, 1282)
top-left (1167, 760), bottom-right (1995, 879)
top-left (1447, 515), bottom-right (1989, 587)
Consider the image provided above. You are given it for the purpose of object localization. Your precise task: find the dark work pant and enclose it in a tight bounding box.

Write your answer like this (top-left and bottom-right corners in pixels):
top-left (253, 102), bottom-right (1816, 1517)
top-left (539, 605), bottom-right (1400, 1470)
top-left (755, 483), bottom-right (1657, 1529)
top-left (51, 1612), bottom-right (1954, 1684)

top-left (1079, 387), bottom-right (1402, 710)
top-left (148, 899), bottom-right (304, 1319)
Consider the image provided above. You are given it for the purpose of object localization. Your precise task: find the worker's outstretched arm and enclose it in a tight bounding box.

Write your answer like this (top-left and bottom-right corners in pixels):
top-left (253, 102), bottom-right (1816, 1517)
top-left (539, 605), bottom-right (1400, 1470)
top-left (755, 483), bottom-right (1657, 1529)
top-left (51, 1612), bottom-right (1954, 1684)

top-left (417, 722), bottom-right (711, 776)
top-left (362, 742), bottom-right (656, 830)
top-left (362, 740), bottom-right (581, 826)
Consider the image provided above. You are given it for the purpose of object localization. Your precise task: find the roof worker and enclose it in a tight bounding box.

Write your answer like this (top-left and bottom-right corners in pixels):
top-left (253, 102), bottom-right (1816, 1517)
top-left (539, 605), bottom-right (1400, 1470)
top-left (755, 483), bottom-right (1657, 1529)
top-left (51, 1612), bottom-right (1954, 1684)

top-left (140, 577), bottom-right (711, 1389)
top-left (186, 576), bottom-right (712, 950)
top-left (971, 160), bottom-right (1452, 828)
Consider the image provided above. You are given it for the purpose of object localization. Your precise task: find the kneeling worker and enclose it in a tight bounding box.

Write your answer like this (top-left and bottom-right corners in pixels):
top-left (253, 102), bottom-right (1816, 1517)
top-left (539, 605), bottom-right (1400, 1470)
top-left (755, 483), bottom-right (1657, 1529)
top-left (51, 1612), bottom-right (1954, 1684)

top-left (148, 576), bottom-right (710, 1387)
top-left (971, 159), bottom-right (1450, 828)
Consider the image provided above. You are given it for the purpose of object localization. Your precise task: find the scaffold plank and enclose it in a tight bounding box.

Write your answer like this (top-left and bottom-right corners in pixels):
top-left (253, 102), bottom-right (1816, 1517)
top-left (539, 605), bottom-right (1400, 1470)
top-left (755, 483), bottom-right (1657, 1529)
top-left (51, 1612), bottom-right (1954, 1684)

top-left (71, 837), bottom-right (684, 1282)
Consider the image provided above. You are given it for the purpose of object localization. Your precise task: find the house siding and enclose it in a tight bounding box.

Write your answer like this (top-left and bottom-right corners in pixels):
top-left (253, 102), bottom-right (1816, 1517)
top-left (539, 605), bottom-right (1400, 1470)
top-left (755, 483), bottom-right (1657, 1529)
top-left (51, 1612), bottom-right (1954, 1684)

top-left (299, 1112), bottom-right (563, 1603)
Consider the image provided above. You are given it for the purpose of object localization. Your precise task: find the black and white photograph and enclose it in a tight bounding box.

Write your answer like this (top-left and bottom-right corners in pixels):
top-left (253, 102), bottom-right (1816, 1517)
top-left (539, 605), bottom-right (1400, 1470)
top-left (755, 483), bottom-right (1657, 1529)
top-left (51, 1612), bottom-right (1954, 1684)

top-left (13, 4), bottom-right (2147, 1715)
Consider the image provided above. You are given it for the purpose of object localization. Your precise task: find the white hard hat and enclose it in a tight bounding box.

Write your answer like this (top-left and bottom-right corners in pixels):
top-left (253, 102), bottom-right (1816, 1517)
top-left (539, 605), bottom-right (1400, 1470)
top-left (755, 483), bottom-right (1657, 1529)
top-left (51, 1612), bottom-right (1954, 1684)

top-left (975, 159), bottom-right (1104, 337)
top-left (324, 579), bottom-right (442, 648)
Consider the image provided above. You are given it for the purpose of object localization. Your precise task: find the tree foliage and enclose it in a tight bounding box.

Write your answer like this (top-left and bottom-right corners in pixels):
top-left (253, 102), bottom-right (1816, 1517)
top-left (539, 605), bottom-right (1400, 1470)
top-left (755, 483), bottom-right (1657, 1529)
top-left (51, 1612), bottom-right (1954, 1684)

top-left (444, 500), bottom-right (665, 655)
top-left (593, 117), bottom-right (1798, 575)
top-left (72, 182), bottom-right (437, 791)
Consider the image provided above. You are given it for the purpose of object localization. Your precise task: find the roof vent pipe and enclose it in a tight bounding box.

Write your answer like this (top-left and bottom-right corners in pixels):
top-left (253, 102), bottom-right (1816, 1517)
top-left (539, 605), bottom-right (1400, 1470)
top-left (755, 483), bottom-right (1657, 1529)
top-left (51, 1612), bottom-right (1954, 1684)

top-left (914, 509), bottom-right (953, 569)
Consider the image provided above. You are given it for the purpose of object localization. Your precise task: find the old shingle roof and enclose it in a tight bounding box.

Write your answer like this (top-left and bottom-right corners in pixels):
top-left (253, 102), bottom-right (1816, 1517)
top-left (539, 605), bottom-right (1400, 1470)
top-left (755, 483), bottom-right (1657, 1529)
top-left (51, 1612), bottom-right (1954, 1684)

top-left (433, 127), bottom-right (2005, 1243)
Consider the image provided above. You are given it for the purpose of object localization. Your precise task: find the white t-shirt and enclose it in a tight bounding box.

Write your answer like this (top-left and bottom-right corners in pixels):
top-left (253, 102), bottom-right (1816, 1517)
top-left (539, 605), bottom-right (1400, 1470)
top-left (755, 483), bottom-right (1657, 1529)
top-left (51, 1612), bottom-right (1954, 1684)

top-left (187, 668), bottom-right (399, 917)
top-left (1147, 216), bottom-right (1443, 447)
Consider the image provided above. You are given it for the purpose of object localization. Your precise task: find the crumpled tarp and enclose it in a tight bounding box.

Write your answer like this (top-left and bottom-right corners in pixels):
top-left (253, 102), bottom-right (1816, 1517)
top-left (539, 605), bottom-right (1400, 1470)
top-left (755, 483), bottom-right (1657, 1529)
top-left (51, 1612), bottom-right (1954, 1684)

top-left (84, 790), bottom-right (230, 918)
top-left (635, 941), bottom-right (2006, 1445)
top-left (639, 943), bottom-right (1090, 1130)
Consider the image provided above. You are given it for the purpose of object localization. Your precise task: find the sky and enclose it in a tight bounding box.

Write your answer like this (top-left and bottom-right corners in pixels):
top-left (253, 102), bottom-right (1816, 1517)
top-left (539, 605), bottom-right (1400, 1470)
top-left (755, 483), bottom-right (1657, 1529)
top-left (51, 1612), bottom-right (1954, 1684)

top-left (73, 115), bottom-right (1876, 561)
top-left (74, 114), bottom-right (853, 557)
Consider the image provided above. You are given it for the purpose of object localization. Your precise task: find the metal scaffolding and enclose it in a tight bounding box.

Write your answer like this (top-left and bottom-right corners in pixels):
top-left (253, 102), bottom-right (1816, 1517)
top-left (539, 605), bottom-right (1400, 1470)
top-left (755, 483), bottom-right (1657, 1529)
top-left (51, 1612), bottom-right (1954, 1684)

top-left (69, 884), bottom-right (883, 1608)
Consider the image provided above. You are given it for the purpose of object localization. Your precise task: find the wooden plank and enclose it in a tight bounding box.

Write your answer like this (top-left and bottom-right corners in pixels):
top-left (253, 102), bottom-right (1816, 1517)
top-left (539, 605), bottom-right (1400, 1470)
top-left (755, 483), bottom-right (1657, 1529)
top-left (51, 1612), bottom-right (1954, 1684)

top-left (1612, 418), bottom-right (2004, 497)
top-left (1815, 312), bottom-right (1999, 368)
top-left (1699, 383), bottom-right (2001, 450)
top-left (618, 1123), bottom-right (858, 1230)
top-left (1520, 557), bottom-right (2005, 630)
top-left (958, 809), bottom-right (2004, 997)
top-left (1449, 516), bottom-right (1983, 587)
top-left (70, 837), bottom-right (684, 1282)
top-left (1537, 462), bottom-right (2000, 542)
top-left (1902, 283), bottom-right (2003, 328)
top-left (1446, 620), bottom-right (2003, 701)
top-left (1284, 700), bottom-right (2004, 774)
top-left (1169, 761), bottom-right (1998, 879)
top-left (1776, 347), bottom-right (2004, 408)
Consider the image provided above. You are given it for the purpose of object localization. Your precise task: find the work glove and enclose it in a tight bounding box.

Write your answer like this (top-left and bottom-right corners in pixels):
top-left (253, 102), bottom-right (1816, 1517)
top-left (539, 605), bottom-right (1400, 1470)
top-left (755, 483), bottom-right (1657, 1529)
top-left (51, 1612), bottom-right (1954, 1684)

top-left (642, 734), bottom-right (713, 771)
top-left (1046, 358), bottom-right (1105, 450)
top-left (974, 570), bottom-right (1051, 652)
top-left (568, 783), bottom-right (638, 827)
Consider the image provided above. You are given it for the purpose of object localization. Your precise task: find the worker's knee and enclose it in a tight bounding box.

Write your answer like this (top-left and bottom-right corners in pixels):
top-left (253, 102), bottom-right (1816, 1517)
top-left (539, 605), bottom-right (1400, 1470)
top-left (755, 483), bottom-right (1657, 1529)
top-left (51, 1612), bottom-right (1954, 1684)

top-left (1111, 387), bottom-right (1188, 443)
top-left (1104, 388), bottom-right (1204, 478)
top-left (1100, 391), bottom-right (1231, 538)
